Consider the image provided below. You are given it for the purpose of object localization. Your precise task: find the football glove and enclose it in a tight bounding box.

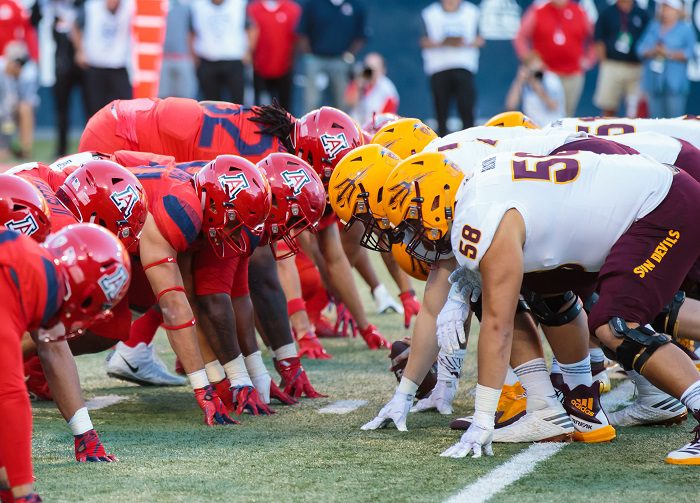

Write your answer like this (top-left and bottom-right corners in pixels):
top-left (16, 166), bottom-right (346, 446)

top-left (436, 296), bottom-right (469, 356)
top-left (399, 290), bottom-right (421, 329)
top-left (13, 494), bottom-right (42, 503)
top-left (275, 357), bottom-right (327, 398)
top-left (440, 418), bottom-right (494, 459)
top-left (334, 302), bottom-right (358, 338)
top-left (295, 331), bottom-right (332, 359)
top-left (74, 429), bottom-right (118, 463)
top-left (194, 385), bottom-right (239, 426)
top-left (270, 379), bottom-right (298, 405)
top-left (0, 489), bottom-right (11, 503)
top-left (361, 390), bottom-right (414, 432)
top-left (360, 324), bottom-right (390, 350)
top-left (231, 385), bottom-right (275, 416)
top-left (411, 379), bottom-right (458, 415)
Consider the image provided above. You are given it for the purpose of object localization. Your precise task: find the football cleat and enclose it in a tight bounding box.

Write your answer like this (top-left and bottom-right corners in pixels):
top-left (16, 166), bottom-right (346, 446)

top-left (24, 355), bottom-right (52, 401)
top-left (275, 357), bottom-right (327, 399)
top-left (314, 315), bottom-right (338, 339)
top-left (608, 389), bottom-right (687, 427)
top-left (74, 429), bottom-right (118, 462)
top-left (106, 342), bottom-right (187, 386)
top-left (561, 382), bottom-right (616, 443)
top-left (373, 284), bottom-right (404, 314)
top-left (591, 360), bottom-right (611, 393)
top-left (360, 324), bottom-right (390, 350)
top-left (294, 330), bottom-right (332, 359)
top-left (451, 382), bottom-right (527, 430)
top-left (665, 412), bottom-right (700, 465)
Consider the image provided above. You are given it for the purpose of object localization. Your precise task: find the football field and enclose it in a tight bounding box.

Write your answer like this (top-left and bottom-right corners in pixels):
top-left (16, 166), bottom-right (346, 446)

top-left (31, 259), bottom-right (699, 503)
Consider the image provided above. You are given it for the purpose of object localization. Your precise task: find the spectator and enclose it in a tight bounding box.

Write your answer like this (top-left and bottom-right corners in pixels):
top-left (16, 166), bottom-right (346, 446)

top-left (0, 0), bottom-right (39, 60)
top-left (420, 0), bottom-right (483, 137)
top-left (346, 52), bottom-right (399, 127)
top-left (72, 0), bottom-right (133, 117)
top-left (594, 0), bottom-right (648, 117)
top-left (32, 0), bottom-right (88, 156)
top-left (637, 0), bottom-right (696, 118)
top-left (297, 0), bottom-right (368, 112)
top-left (247, 0), bottom-right (300, 109)
top-left (505, 53), bottom-right (565, 127)
top-left (189, 0), bottom-right (248, 103)
top-left (159, 0), bottom-right (197, 99)
top-left (514, 0), bottom-right (593, 116)
top-left (0, 41), bottom-right (39, 160)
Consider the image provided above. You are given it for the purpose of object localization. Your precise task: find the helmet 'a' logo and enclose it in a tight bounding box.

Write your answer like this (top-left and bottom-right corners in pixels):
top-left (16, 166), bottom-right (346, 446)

top-left (281, 169), bottom-right (311, 196)
top-left (5, 214), bottom-right (38, 236)
top-left (110, 185), bottom-right (140, 219)
top-left (320, 133), bottom-right (349, 161)
top-left (98, 264), bottom-right (129, 303)
top-left (218, 173), bottom-right (250, 200)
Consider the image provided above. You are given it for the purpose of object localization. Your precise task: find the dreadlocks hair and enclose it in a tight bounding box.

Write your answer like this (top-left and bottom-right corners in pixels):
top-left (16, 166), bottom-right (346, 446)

top-left (250, 99), bottom-right (296, 153)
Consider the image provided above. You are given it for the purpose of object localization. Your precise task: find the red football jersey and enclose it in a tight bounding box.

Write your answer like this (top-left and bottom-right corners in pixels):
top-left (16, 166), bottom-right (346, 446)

top-left (0, 228), bottom-right (64, 330)
top-left (80, 98), bottom-right (287, 163)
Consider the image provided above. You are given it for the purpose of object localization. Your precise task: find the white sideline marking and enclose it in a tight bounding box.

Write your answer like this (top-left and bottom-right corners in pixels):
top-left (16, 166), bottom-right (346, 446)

top-left (444, 443), bottom-right (567, 503)
top-left (86, 395), bottom-right (127, 410)
top-left (444, 378), bottom-right (635, 503)
top-left (318, 400), bottom-right (367, 414)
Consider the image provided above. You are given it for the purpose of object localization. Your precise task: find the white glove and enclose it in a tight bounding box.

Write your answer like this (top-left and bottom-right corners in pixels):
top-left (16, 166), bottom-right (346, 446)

top-left (448, 267), bottom-right (482, 303)
top-left (440, 418), bottom-right (494, 459)
top-left (436, 296), bottom-right (469, 355)
top-left (361, 390), bottom-right (414, 432)
top-left (411, 379), bottom-right (457, 415)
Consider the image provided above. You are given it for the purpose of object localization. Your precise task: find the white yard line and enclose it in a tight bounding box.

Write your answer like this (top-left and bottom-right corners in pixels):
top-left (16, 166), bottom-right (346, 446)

top-left (318, 400), bottom-right (368, 414)
top-left (85, 395), bottom-right (127, 410)
top-left (445, 378), bottom-right (636, 503)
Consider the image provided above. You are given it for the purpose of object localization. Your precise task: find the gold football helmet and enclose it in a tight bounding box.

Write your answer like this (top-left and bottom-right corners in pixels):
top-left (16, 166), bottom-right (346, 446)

top-left (371, 118), bottom-right (438, 159)
top-left (484, 111), bottom-right (540, 129)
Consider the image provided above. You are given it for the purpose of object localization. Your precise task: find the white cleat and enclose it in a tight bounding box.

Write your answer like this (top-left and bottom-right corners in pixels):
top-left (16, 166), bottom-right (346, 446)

top-left (608, 392), bottom-right (687, 427)
top-left (373, 284), bottom-right (404, 315)
top-left (666, 427), bottom-right (700, 465)
top-left (106, 342), bottom-right (187, 386)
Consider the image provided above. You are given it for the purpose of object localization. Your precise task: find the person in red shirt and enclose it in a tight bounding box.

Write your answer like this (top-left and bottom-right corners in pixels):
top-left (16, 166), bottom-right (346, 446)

top-left (247, 0), bottom-right (301, 109)
top-left (0, 0), bottom-right (39, 60)
top-left (0, 223), bottom-right (131, 503)
top-left (514, 0), bottom-right (593, 116)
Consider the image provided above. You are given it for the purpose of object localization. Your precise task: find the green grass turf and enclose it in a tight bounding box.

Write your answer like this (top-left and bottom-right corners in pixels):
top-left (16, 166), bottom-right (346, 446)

top-left (27, 181), bottom-right (699, 503)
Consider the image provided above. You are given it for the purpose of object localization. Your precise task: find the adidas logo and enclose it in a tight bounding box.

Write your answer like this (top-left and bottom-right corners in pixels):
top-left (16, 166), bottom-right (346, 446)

top-left (570, 398), bottom-right (595, 416)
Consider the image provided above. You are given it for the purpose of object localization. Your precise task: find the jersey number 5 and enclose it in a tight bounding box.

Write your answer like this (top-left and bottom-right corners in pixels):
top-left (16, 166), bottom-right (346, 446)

top-left (458, 225), bottom-right (481, 259)
top-left (511, 154), bottom-right (580, 184)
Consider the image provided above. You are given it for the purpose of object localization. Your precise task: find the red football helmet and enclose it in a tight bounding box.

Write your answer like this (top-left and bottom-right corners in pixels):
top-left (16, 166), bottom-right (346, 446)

top-left (0, 174), bottom-right (51, 242)
top-left (256, 153), bottom-right (326, 259)
top-left (362, 112), bottom-right (401, 135)
top-left (43, 223), bottom-right (131, 339)
top-left (194, 155), bottom-right (271, 258)
top-left (293, 107), bottom-right (364, 183)
top-left (55, 160), bottom-right (148, 252)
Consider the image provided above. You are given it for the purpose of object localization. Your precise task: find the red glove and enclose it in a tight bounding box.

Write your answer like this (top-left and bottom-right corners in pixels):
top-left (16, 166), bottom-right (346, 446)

top-left (270, 380), bottom-right (298, 405)
top-left (74, 429), bottom-right (118, 463)
top-left (0, 489), bottom-right (13, 503)
top-left (296, 331), bottom-right (332, 359)
top-left (399, 290), bottom-right (421, 329)
top-left (231, 385), bottom-right (275, 416)
top-left (275, 357), bottom-right (327, 399)
top-left (14, 495), bottom-right (42, 503)
top-left (194, 385), bottom-right (239, 425)
top-left (314, 315), bottom-right (338, 338)
top-left (334, 302), bottom-right (358, 338)
top-left (360, 324), bottom-right (390, 350)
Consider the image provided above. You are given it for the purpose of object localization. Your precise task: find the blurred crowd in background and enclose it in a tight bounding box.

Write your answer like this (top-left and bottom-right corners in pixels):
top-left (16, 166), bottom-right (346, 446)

top-left (0, 0), bottom-right (697, 160)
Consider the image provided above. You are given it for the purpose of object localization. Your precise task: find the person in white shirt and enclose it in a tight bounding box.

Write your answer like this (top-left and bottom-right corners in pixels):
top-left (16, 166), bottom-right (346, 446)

top-left (189, 0), bottom-right (249, 102)
top-left (72, 0), bottom-right (133, 116)
top-left (346, 53), bottom-right (399, 127)
top-left (420, 0), bottom-right (483, 136)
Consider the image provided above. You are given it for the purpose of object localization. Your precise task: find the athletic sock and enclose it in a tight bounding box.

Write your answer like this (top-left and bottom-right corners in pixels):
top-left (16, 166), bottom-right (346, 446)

top-left (589, 347), bottom-right (605, 365)
top-left (224, 355), bottom-right (253, 387)
top-left (559, 355), bottom-right (593, 388)
top-left (514, 358), bottom-right (558, 407)
top-left (125, 307), bottom-right (162, 348)
top-left (187, 369), bottom-right (209, 389)
top-left (680, 379), bottom-right (700, 413)
top-left (504, 366), bottom-right (518, 386)
top-left (550, 356), bottom-right (561, 374)
top-left (68, 407), bottom-right (93, 436)
top-left (273, 343), bottom-right (298, 361)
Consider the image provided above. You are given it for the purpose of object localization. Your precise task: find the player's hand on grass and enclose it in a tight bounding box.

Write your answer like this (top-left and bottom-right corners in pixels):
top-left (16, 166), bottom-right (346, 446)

top-left (296, 331), bottom-right (332, 359)
top-left (334, 302), bottom-right (358, 338)
top-left (74, 429), bottom-right (118, 463)
top-left (270, 380), bottom-right (298, 405)
top-left (440, 419), bottom-right (494, 459)
top-left (275, 357), bottom-right (327, 399)
top-left (232, 385), bottom-right (275, 416)
top-left (361, 390), bottom-right (414, 432)
top-left (411, 379), bottom-right (457, 415)
top-left (360, 324), bottom-right (390, 350)
top-left (194, 385), bottom-right (240, 426)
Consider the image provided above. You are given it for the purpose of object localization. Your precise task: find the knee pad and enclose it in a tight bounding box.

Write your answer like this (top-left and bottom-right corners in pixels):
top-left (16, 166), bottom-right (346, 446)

top-left (523, 290), bottom-right (582, 327)
top-left (651, 291), bottom-right (685, 338)
top-left (608, 317), bottom-right (671, 373)
top-left (583, 292), bottom-right (599, 314)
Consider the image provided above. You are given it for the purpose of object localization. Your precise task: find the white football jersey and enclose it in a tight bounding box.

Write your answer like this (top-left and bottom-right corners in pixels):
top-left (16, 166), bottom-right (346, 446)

top-left (433, 126), bottom-right (545, 147)
top-left (547, 117), bottom-right (700, 147)
top-left (604, 132), bottom-right (682, 165)
top-left (425, 130), bottom-right (587, 177)
top-left (451, 151), bottom-right (673, 273)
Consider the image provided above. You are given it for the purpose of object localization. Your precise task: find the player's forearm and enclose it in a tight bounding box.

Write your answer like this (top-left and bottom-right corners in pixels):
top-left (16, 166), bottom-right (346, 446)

top-left (35, 339), bottom-right (85, 421)
top-left (477, 322), bottom-right (512, 392)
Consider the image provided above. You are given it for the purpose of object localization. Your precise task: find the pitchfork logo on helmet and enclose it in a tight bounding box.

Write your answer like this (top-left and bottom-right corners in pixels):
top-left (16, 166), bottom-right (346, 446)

top-left (218, 173), bottom-right (250, 199)
top-left (98, 264), bottom-right (130, 304)
top-left (386, 173), bottom-right (429, 210)
top-left (6, 214), bottom-right (39, 236)
top-left (110, 185), bottom-right (140, 219)
top-left (320, 133), bottom-right (350, 161)
top-left (281, 168), bottom-right (312, 196)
